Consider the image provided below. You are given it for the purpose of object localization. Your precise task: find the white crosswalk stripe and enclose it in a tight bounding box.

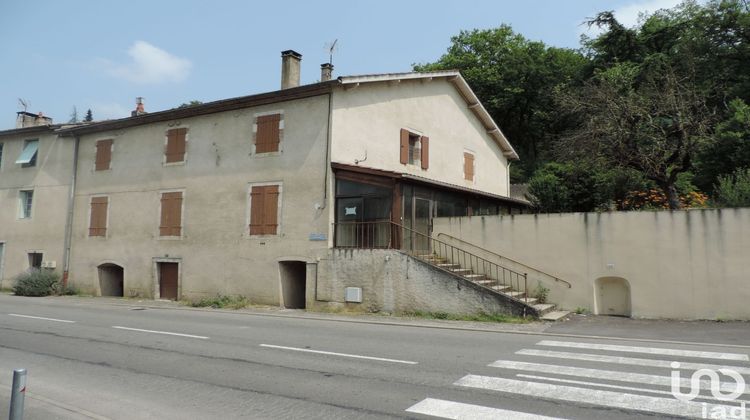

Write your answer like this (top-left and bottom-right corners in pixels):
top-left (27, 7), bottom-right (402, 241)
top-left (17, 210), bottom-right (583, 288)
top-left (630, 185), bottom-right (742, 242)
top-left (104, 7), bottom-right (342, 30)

top-left (407, 339), bottom-right (750, 419)
top-left (406, 398), bottom-right (566, 420)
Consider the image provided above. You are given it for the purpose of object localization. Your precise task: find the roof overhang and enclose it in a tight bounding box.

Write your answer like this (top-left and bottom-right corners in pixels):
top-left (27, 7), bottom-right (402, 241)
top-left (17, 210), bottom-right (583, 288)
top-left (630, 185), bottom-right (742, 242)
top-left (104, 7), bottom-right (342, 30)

top-left (336, 71), bottom-right (519, 160)
top-left (57, 81), bottom-right (336, 137)
top-left (331, 162), bottom-right (530, 207)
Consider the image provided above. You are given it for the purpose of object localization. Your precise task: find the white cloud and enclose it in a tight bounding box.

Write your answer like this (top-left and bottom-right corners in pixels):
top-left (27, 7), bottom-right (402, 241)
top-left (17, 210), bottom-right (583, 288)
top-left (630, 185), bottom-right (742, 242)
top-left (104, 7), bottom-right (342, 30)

top-left (579, 0), bottom-right (684, 38)
top-left (104, 41), bottom-right (191, 84)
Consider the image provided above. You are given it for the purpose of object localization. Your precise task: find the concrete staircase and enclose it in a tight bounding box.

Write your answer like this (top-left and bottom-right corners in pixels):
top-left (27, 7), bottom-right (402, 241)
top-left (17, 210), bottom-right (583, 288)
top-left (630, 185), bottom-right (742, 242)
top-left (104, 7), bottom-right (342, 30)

top-left (416, 254), bottom-right (570, 321)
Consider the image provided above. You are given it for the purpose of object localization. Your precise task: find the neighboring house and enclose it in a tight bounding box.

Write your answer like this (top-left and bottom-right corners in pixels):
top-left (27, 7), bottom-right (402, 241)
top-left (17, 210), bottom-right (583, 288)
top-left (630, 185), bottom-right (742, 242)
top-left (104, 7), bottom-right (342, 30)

top-left (0, 50), bottom-right (529, 310)
top-left (0, 118), bottom-right (76, 290)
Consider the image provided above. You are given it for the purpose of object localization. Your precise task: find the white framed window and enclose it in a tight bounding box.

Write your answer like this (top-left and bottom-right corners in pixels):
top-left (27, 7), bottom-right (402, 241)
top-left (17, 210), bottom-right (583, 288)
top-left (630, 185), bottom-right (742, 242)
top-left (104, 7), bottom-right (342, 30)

top-left (16, 139), bottom-right (39, 167)
top-left (18, 190), bottom-right (34, 219)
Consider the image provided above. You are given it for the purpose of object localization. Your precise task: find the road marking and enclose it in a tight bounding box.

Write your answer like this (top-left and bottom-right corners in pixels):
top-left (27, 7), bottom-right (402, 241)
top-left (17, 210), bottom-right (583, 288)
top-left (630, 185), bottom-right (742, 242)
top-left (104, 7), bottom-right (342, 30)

top-left (537, 340), bottom-right (749, 361)
top-left (455, 374), bottom-right (736, 418)
top-left (490, 360), bottom-right (750, 395)
top-left (8, 314), bottom-right (75, 323)
top-left (111, 326), bottom-right (209, 339)
top-left (259, 344), bottom-right (417, 365)
top-left (516, 374), bottom-right (676, 396)
top-left (517, 349), bottom-right (750, 375)
top-left (406, 398), bottom-right (565, 420)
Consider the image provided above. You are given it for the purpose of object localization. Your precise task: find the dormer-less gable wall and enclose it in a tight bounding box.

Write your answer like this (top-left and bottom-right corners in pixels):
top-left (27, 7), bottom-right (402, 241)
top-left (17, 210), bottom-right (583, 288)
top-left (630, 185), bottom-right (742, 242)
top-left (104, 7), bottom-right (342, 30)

top-left (329, 79), bottom-right (510, 197)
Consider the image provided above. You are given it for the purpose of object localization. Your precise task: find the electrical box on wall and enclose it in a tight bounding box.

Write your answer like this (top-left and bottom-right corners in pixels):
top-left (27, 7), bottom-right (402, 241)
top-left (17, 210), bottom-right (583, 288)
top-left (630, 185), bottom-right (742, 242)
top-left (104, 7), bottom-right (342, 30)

top-left (42, 261), bottom-right (56, 269)
top-left (345, 287), bottom-right (362, 303)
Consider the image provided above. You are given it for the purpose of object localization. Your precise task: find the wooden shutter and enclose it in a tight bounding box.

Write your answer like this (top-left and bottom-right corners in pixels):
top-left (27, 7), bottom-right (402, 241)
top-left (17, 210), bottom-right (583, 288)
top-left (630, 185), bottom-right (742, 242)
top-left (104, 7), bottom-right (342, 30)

top-left (464, 152), bottom-right (474, 181)
top-left (420, 136), bottom-right (429, 170)
top-left (89, 196), bottom-right (108, 236)
top-left (400, 129), bottom-right (409, 164)
top-left (256, 114), bottom-right (281, 153)
top-left (165, 128), bottom-right (187, 163)
top-left (249, 185), bottom-right (279, 235)
top-left (160, 192), bottom-right (183, 236)
top-left (95, 139), bottom-right (113, 171)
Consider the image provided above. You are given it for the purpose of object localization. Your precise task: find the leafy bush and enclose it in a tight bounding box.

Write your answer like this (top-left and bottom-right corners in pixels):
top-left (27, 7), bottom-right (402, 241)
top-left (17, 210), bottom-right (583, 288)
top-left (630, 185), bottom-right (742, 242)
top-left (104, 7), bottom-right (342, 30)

top-left (13, 269), bottom-right (61, 297)
top-left (714, 168), bottom-right (750, 208)
top-left (533, 283), bottom-right (550, 304)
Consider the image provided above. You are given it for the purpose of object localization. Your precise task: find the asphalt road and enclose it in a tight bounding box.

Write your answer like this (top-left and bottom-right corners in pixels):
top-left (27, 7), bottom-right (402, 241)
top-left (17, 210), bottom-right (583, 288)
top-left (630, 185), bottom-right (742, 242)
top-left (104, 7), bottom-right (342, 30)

top-left (0, 295), bottom-right (748, 419)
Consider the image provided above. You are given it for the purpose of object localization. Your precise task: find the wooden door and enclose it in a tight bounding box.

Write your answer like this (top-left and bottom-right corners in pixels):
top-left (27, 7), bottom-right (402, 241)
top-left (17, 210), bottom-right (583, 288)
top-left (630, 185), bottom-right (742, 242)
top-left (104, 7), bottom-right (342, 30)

top-left (159, 262), bottom-right (179, 300)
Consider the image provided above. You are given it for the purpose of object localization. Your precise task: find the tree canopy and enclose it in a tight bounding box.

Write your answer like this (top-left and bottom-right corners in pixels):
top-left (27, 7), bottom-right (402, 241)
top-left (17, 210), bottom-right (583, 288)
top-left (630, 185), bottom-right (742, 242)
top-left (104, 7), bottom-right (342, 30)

top-left (416, 0), bottom-right (750, 211)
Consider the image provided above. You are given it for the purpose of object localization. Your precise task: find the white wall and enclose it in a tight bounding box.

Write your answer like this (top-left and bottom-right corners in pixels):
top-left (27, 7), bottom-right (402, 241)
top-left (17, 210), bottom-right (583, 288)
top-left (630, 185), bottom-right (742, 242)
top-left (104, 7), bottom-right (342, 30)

top-left (434, 209), bottom-right (750, 320)
top-left (330, 80), bottom-right (510, 197)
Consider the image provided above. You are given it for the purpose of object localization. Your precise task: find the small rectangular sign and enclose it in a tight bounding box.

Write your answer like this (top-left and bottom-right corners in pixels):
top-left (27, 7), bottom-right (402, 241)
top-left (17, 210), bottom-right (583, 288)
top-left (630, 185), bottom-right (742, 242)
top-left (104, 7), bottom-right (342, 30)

top-left (309, 233), bottom-right (327, 241)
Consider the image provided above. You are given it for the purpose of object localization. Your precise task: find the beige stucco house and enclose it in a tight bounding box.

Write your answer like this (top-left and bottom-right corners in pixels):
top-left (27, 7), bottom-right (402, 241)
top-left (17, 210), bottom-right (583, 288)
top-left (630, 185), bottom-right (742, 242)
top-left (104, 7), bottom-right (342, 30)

top-left (1, 50), bottom-right (529, 312)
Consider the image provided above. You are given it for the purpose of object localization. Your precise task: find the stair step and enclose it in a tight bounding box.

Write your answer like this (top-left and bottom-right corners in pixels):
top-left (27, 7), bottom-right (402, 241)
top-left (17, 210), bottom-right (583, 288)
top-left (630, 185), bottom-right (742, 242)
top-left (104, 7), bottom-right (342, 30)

top-left (473, 279), bottom-right (494, 285)
top-left (450, 268), bottom-right (472, 273)
top-left (541, 310), bottom-right (571, 322)
top-left (491, 285), bottom-right (511, 292)
top-left (532, 303), bottom-right (556, 314)
top-left (436, 263), bottom-right (459, 268)
top-left (505, 290), bottom-right (526, 298)
top-left (520, 297), bottom-right (538, 305)
top-left (464, 274), bottom-right (486, 279)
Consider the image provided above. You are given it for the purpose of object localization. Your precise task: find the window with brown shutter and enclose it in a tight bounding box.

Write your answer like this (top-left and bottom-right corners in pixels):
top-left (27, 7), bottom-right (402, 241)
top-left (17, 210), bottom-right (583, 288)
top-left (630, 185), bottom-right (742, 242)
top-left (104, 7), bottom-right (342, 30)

top-left (160, 191), bottom-right (183, 237)
top-left (255, 114), bottom-right (281, 153)
top-left (89, 196), bottom-right (109, 237)
top-left (464, 152), bottom-right (475, 181)
top-left (400, 129), bottom-right (429, 169)
top-left (420, 136), bottom-right (429, 170)
top-left (165, 128), bottom-right (187, 163)
top-left (249, 185), bottom-right (280, 235)
top-left (399, 129), bottom-right (409, 164)
top-left (95, 139), bottom-right (113, 171)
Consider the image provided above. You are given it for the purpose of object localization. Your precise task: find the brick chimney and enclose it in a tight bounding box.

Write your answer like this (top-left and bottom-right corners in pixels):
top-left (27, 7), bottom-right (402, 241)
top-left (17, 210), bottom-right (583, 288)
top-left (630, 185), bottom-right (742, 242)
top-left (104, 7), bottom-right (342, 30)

top-left (131, 97), bottom-right (146, 117)
top-left (320, 63), bottom-right (334, 82)
top-left (281, 50), bottom-right (302, 89)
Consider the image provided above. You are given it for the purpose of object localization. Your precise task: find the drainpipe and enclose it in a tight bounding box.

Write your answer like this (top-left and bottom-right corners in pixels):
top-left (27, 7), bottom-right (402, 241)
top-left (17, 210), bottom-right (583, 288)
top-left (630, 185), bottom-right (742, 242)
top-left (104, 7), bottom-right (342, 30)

top-left (507, 160), bottom-right (511, 197)
top-left (322, 90), bottom-right (333, 209)
top-left (61, 134), bottom-right (80, 289)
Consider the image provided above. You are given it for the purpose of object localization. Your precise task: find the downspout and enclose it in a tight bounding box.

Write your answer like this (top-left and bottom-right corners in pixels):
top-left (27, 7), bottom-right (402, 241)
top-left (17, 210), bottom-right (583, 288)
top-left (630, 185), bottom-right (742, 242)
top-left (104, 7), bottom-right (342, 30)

top-left (322, 89), bottom-right (333, 208)
top-left (507, 160), bottom-right (511, 197)
top-left (61, 134), bottom-right (80, 289)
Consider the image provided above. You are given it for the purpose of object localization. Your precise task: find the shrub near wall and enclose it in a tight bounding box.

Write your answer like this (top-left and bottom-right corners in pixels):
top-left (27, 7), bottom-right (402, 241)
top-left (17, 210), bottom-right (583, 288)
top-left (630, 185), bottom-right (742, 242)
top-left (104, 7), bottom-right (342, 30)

top-left (13, 269), bottom-right (61, 297)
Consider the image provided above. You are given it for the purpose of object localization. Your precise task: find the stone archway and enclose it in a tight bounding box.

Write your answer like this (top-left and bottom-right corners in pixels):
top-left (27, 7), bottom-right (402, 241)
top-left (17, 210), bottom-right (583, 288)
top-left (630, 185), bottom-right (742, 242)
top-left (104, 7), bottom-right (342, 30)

top-left (594, 277), bottom-right (631, 317)
top-left (98, 263), bottom-right (124, 297)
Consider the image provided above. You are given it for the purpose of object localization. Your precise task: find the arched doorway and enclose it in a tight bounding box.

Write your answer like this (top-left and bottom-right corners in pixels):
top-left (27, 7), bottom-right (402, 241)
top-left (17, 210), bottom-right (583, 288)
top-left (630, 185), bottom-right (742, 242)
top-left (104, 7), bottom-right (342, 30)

top-left (278, 261), bottom-right (306, 309)
top-left (98, 263), bottom-right (124, 297)
top-left (595, 277), bottom-right (631, 317)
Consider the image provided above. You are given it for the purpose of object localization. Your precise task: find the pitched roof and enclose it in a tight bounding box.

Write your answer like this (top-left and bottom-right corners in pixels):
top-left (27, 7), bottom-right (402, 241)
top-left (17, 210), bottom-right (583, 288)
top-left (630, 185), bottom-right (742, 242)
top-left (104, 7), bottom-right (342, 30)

top-left (54, 71), bottom-right (519, 160)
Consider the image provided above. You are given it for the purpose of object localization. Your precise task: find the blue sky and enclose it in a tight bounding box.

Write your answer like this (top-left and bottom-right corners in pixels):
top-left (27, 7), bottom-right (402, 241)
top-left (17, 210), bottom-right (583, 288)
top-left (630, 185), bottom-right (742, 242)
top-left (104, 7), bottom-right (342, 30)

top-left (0, 0), bottom-right (683, 129)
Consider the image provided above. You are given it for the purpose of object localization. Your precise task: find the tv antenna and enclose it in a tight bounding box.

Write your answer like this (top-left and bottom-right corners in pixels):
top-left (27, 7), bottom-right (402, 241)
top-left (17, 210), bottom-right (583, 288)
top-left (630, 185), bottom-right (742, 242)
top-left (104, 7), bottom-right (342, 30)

top-left (325, 39), bottom-right (338, 65)
top-left (18, 98), bottom-right (29, 113)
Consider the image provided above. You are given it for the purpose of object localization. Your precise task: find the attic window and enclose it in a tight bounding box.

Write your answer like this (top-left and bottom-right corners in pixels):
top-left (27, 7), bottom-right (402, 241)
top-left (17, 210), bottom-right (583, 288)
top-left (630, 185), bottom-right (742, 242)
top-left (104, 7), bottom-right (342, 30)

top-left (16, 139), bottom-right (39, 167)
top-left (399, 129), bottom-right (429, 169)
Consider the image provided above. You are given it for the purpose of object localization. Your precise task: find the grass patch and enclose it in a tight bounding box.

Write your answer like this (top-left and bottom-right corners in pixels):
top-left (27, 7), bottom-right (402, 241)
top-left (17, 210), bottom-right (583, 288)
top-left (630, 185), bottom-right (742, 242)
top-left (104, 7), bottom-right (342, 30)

top-left (400, 310), bottom-right (531, 324)
top-left (185, 295), bottom-right (250, 310)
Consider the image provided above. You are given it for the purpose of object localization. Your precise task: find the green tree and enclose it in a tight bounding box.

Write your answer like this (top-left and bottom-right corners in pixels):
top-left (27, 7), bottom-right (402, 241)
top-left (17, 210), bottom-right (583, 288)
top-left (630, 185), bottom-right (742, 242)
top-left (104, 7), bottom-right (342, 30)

top-left (714, 167), bottom-right (750, 207)
top-left (178, 100), bottom-right (204, 108)
top-left (414, 26), bottom-right (587, 181)
top-left (68, 106), bottom-right (79, 123)
top-left (694, 99), bottom-right (750, 190)
top-left (84, 109), bottom-right (93, 122)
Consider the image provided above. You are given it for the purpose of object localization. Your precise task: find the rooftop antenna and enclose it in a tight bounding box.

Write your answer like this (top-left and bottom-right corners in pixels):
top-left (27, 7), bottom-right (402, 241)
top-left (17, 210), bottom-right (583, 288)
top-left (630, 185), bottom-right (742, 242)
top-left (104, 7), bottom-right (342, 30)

top-left (18, 98), bottom-right (29, 113)
top-left (325, 39), bottom-right (338, 66)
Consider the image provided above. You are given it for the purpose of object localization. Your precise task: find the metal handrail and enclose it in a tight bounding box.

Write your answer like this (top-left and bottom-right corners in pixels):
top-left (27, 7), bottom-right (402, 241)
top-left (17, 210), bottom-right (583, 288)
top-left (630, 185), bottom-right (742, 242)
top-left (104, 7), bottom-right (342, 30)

top-left (333, 221), bottom-right (531, 307)
top-left (436, 232), bottom-right (572, 289)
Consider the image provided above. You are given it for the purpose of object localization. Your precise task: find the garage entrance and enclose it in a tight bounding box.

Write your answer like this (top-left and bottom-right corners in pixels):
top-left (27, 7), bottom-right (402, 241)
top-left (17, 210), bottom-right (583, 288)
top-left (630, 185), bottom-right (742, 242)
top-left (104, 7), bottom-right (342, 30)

top-left (595, 277), bottom-right (631, 317)
top-left (158, 262), bottom-right (179, 300)
top-left (98, 263), bottom-right (124, 297)
top-left (279, 261), bottom-right (306, 309)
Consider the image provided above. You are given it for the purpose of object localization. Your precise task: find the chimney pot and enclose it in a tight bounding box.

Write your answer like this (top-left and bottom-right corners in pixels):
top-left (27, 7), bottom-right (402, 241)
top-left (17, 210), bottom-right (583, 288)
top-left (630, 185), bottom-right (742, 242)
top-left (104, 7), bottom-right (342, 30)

top-left (132, 97), bottom-right (146, 117)
top-left (281, 50), bottom-right (302, 89)
top-left (320, 63), bottom-right (334, 82)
